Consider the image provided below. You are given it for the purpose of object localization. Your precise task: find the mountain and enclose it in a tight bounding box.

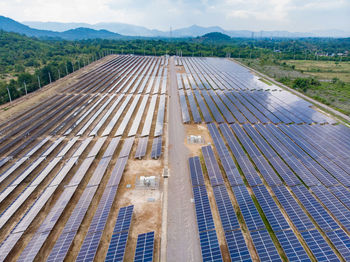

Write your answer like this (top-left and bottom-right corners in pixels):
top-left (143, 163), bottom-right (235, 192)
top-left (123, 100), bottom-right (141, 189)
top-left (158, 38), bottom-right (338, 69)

top-left (60, 28), bottom-right (121, 40)
top-left (0, 16), bottom-right (123, 40)
top-left (24, 21), bottom-right (164, 37)
top-left (0, 15), bottom-right (59, 38)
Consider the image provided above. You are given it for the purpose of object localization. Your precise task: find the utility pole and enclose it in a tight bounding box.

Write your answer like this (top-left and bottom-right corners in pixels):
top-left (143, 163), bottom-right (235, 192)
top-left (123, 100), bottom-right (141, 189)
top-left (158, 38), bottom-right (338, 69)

top-left (24, 81), bottom-right (27, 95)
top-left (58, 69), bottom-right (61, 79)
top-left (37, 75), bottom-right (41, 89)
top-left (66, 64), bottom-right (69, 75)
top-left (6, 86), bottom-right (12, 103)
top-left (48, 72), bottom-right (52, 83)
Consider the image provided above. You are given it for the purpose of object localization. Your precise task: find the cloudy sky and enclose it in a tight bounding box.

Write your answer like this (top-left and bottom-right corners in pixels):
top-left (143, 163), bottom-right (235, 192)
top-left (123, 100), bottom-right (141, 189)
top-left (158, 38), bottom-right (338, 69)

top-left (1, 0), bottom-right (350, 32)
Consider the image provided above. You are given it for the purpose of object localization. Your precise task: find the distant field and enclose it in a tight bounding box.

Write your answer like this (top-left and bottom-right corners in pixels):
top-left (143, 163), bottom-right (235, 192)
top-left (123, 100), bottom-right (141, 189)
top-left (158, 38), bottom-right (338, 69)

top-left (282, 60), bottom-right (350, 82)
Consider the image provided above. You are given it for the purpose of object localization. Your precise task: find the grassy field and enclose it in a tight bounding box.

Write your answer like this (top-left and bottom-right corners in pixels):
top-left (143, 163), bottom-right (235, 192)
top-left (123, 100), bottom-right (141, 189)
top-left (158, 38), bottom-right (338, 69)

top-left (237, 58), bottom-right (350, 116)
top-left (282, 60), bottom-right (350, 82)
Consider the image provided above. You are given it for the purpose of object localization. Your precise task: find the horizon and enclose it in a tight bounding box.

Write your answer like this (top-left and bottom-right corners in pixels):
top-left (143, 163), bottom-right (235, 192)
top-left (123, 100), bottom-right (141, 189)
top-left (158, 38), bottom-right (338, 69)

top-left (1, 0), bottom-right (349, 32)
top-left (19, 19), bottom-right (350, 34)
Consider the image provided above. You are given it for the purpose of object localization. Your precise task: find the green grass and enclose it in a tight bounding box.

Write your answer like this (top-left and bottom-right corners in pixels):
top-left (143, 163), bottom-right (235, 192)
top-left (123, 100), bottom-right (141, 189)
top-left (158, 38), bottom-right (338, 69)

top-left (282, 60), bottom-right (350, 82)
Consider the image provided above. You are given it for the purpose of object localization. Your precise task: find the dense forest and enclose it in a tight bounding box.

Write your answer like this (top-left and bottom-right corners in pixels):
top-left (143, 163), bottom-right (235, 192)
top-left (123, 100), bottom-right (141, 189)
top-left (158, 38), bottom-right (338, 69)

top-left (0, 30), bottom-right (349, 105)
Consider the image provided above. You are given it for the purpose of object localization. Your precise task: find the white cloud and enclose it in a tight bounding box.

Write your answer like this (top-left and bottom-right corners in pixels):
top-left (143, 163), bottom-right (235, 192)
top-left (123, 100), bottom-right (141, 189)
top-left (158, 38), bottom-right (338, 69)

top-left (0, 0), bottom-right (349, 31)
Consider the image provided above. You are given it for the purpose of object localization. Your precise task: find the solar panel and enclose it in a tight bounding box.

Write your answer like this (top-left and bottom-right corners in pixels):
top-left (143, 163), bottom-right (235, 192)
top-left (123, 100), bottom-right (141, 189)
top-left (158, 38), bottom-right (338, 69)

top-left (207, 123), bottom-right (244, 187)
top-left (208, 90), bottom-right (235, 123)
top-left (154, 94), bottom-right (166, 137)
top-left (186, 89), bottom-right (202, 123)
top-left (179, 89), bottom-right (190, 123)
top-left (218, 124), bottom-right (262, 186)
top-left (188, 156), bottom-right (205, 187)
top-left (224, 230), bottom-right (252, 261)
top-left (250, 230), bottom-right (281, 262)
top-left (135, 137), bottom-right (149, 159)
top-left (311, 185), bottom-right (350, 232)
top-left (193, 89), bottom-right (213, 123)
top-left (212, 185), bottom-right (240, 231)
top-left (291, 186), bottom-right (339, 231)
top-left (201, 145), bottom-right (224, 186)
top-left (275, 230), bottom-right (310, 261)
top-left (272, 186), bottom-right (314, 231)
top-left (252, 186), bottom-right (290, 231)
top-left (105, 231), bottom-right (129, 262)
top-left (231, 185), bottom-right (265, 231)
top-left (105, 205), bottom-right (134, 262)
top-left (199, 230), bottom-right (223, 262)
top-left (301, 229), bottom-right (339, 261)
top-left (89, 95), bottom-right (124, 136)
top-left (326, 229), bottom-right (350, 261)
top-left (192, 185), bottom-right (216, 232)
top-left (151, 136), bottom-right (162, 159)
top-left (115, 94), bottom-right (141, 136)
top-left (119, 137), bottom-right (135, 158)
top-left (141, 95), bottom-right (157, 136)
top-left (330, 186), bottom-right (350, 210)
top-left (101, 94), bottom-right (132, 137)
top-left (134, 231), bottom-right (155, 262)
top-left (201, 90), bottom-right (225, 123)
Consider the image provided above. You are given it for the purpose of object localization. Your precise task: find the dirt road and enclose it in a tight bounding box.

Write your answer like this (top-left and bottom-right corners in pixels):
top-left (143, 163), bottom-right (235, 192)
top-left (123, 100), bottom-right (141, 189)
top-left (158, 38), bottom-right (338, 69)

top-left (166, 57), bottom-right (201, 261)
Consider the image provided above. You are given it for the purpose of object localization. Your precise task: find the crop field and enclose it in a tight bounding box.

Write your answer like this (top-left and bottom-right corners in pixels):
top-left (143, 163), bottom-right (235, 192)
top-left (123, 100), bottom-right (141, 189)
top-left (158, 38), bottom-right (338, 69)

top-left (282, 60), bottom-right (350, 83)
top-left (0, 54), bottom-right (349, 262)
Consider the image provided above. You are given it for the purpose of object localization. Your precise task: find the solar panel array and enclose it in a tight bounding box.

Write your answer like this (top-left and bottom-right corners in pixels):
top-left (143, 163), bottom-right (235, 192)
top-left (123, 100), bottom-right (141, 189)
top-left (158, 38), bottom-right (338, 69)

top-left (188, 156), bottom-right (223, 261)
top-left (179, 55), bottom-right (349, 261)
top-left (134, 231), bottom-right (155, 262)
top-left (105, 205), bottom-right (134, 262)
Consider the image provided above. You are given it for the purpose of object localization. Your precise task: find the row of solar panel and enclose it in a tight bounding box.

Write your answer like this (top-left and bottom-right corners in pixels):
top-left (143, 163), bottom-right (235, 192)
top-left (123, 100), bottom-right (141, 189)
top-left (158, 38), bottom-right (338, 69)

top-left (188, 156), bottom-right (223, 261)
top-left (207, 122), bottom-right (350, 261)
top-left (178, 57), bottom-right (336, 124)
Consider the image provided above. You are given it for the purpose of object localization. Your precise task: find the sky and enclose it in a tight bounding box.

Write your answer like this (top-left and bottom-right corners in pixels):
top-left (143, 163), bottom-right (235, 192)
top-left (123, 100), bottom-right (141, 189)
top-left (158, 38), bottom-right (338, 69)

top-left (1, 0), bottom-right (350, 32)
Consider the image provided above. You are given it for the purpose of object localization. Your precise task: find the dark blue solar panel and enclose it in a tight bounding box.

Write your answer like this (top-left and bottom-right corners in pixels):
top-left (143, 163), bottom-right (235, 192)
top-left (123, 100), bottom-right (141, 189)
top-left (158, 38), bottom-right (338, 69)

top-left (192, 185), bottom-right (216, 232)
top-left (252, 186), bottom-right (289, 231)
top-left (232, 185), bottom-right (265, 231)
top-left (134, 231), bottom-right (155, 262)
top-left (199, 230), bottom-right (223, 262)
top-left (250, 230), bottom-right (281, 262)
top-left (224, 230), bottom-right (252, 261)
top-left (189, 156), bottom-right (205, 187)
top-left (311, 185), bottom-right (350, 232)
top-left (208, 90), bottom-right (235, 123)
top-left (301, 229), bottom-right (339, 261)
top-left (291, 186), bottom-right (339, 231)
top-left (207, 123), bottom-right (244, 186)
top-left (193, 89), bottom-right (213, 123)
top-left (326, 229), bottom-right (350, 261)
top-left (330, 186), bottom-right (350, 210)
top-left (218, 124), bottom-right (262, 186)
top-left (272, 186), bottom-right (314, 231)
top-left (201, 145), bottom-right (224, 186)
top-left (201, 90), bottom-right (224, 123)
top-left (212, 185), bottom-right (240, 231)
top-left (105, 231), bottom-right (129, 262)
top-left (113, 205), bottom-right (134, 234)
top-left (186, 89), bottom-right (202, 123)
top-left (104, 206), bottom-right (134, 262)
top-left (275, 230), bottom-right (311, 261)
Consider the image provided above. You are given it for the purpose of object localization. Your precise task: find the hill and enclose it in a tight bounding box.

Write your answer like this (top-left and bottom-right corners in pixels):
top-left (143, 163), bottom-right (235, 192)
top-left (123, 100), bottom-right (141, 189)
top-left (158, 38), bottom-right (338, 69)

top-left (0, 16), bottom-right (123, 40)
top-left (200, 32), bottom-right (231, 41)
